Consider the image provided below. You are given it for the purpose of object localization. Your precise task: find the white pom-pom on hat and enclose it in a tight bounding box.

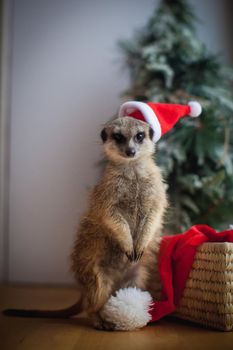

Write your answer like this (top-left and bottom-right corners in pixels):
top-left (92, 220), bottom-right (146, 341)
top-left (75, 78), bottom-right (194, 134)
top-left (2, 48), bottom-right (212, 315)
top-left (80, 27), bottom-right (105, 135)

top-left (188, 101), bottom-right (202, 117)
top-left (100, 287), bottom-right (152, 331)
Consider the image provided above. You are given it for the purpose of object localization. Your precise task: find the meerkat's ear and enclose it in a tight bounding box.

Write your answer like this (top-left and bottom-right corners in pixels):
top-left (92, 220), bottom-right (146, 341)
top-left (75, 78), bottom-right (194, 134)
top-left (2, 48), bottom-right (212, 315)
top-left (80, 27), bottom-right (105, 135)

top-left (149, 127), bottom-right (154, 140)
top-left (100, 128), bottom-right (108, 143)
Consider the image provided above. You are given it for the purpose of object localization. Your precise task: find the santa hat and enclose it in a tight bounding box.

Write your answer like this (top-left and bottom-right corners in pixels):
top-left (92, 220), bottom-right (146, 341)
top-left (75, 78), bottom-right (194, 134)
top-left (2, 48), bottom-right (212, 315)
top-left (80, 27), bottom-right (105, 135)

top-left (118, 100), bottom-right (202, 142)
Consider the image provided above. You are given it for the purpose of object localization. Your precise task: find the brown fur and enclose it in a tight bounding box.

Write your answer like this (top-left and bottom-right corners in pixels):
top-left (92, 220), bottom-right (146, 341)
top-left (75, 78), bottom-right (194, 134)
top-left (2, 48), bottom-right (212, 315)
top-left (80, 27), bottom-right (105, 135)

top-left (3, 117), bottom-right (167, 330)
top-left (71, 117), bottom-right (168, 329)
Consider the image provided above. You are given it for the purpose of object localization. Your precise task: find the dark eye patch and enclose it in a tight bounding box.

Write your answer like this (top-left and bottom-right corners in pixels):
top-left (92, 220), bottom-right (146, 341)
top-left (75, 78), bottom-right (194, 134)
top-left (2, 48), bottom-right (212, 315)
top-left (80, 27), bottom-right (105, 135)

top-left (112, 132), bottom-right (126, 144)
top-left (134, 132), bottom-right (145, 143)
top-left (149, 128), bottom-right (154, 140)
top-left (100, 128), bottom-right (108, 142)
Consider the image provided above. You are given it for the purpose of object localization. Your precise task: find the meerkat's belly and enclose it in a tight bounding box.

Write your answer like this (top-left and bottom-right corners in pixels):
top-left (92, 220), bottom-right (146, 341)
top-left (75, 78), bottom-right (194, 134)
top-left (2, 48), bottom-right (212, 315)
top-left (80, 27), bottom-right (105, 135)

top-left (117, 177), bottom-right (157, 234)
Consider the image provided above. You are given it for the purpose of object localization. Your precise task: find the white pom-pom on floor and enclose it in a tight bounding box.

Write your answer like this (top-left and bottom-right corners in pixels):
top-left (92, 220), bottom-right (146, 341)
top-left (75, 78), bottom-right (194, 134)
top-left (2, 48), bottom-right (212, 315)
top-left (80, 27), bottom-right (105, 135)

top-left (188, 101), bottom-right (202, 117)
top-left (100, 287), bottom-right (153, 331)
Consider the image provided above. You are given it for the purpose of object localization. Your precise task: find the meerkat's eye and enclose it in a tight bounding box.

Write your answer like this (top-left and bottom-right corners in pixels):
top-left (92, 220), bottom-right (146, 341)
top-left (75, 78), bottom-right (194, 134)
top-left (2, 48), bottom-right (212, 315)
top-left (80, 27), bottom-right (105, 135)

top-left (112, 133), bottom-right (126, 144)
top-left (134, 132), bottom-right (145, 143)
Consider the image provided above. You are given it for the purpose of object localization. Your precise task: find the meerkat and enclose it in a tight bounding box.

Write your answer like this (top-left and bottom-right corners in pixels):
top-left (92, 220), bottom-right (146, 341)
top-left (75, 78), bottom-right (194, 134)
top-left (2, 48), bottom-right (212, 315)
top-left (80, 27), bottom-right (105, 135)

top-left (3, 116), bottom-right (168, 330)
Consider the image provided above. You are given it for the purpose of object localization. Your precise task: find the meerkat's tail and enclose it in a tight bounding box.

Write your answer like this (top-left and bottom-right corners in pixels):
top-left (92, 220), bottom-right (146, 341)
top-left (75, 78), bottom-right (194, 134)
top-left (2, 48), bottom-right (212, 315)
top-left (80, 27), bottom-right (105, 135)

top-left (3, 299), bottom-right (83, 319)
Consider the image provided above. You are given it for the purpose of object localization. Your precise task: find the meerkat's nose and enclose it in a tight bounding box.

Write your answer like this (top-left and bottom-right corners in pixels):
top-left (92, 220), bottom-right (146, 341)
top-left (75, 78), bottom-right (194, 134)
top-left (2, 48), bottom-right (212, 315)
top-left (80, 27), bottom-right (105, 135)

top-left (125, 147), bottom-right (136, 157)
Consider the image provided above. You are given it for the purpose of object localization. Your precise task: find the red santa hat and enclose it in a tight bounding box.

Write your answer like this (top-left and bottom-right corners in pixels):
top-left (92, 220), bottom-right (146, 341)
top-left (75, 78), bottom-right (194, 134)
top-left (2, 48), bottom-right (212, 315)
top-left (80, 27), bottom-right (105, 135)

top-left (118, 100), bottom-right (202, 142)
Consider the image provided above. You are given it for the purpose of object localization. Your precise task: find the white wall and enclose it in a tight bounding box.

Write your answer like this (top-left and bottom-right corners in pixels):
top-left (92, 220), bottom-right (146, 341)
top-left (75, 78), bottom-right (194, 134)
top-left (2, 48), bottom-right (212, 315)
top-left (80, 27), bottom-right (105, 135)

top-left (0, 0), bottom-right (12, 282)
top-left (6, 0), bottom-right (232, 284)
top-left (8, 0), bottom-right (157, 284)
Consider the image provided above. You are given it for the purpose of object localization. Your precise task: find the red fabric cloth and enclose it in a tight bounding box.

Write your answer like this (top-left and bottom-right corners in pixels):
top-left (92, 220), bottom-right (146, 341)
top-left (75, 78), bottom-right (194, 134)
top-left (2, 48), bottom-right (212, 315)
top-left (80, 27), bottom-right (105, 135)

top-left (149, 224), bottom-right (233, 322)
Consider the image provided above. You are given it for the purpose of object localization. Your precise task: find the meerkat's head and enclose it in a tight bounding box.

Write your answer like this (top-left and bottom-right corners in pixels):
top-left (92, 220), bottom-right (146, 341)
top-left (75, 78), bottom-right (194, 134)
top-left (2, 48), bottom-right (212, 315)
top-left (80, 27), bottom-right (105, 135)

top-left (100, 117), bottom-right (155, 162)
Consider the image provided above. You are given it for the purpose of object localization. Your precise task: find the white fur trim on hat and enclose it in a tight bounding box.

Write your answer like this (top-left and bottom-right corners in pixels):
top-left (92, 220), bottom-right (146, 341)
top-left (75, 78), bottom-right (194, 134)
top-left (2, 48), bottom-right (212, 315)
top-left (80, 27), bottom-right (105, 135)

top-left (100, 287), bottom-right (153, 331)
top-left (188, 101), bottom-right (202, 117)
top-left (119, 101), bottom-right (162, 143)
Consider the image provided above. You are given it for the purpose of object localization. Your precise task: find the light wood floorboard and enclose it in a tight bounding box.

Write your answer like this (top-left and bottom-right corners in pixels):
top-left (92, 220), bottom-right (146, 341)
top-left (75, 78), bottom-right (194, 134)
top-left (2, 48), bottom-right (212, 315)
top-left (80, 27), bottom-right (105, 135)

top-left (1, 284), bottom-right (233, 350)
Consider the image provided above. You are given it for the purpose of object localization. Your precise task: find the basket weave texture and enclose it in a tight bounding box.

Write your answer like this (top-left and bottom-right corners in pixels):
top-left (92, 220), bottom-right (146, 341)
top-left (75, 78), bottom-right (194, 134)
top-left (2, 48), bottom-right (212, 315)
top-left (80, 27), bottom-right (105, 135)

top-left (174, 242), bottom-right (233, 331)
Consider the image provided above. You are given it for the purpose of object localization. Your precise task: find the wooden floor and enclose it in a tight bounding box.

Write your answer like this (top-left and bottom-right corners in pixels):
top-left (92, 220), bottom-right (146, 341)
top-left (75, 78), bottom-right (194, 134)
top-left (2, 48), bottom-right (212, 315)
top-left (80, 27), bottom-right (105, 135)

top-left (1, 284), bottom-right (233, 350)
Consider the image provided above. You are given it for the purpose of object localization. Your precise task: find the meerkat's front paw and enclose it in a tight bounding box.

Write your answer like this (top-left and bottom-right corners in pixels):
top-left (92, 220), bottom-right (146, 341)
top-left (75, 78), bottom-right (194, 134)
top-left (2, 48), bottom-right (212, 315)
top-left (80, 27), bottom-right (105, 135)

top-left (133, 248), bottom-right (144, 262)
top-left (125, 250), bottom-right (135, 262)
top-left (125, 248), bottom-right (144, 262)
top-left (133, 240), bottom-right (146, 262)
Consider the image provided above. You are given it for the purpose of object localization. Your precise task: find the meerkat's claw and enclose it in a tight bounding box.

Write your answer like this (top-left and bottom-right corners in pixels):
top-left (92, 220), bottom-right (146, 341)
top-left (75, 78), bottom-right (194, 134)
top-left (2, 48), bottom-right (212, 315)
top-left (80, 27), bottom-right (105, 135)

top-left (134, 249), bottom-right (144, 262)
top-left (126, 249), bottom-right (144, 262)
top-left (125, 251), bottom-right (135, 262)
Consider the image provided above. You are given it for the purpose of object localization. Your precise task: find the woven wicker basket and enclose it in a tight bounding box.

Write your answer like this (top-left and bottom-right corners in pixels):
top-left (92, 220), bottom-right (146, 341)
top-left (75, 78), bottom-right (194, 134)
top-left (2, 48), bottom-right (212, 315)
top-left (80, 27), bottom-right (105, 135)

top-left (173, 242), bottom-right (233, 331)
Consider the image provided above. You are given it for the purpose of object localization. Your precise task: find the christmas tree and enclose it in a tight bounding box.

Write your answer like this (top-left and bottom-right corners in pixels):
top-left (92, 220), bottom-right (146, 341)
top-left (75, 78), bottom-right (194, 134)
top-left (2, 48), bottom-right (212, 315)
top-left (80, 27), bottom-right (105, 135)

top-left (119, 0), bottom-right (233, 232)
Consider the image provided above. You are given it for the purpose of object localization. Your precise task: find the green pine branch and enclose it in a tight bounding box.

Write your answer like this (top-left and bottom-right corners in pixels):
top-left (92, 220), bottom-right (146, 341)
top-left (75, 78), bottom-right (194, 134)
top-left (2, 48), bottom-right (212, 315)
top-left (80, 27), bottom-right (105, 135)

top-left (119, 0), bottom-right (233, 232)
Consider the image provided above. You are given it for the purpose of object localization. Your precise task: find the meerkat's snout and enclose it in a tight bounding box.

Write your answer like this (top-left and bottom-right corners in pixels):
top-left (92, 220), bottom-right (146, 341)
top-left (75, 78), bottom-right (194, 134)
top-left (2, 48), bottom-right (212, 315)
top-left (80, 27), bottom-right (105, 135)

top-left (125, 147), bottom-right (136, 157)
